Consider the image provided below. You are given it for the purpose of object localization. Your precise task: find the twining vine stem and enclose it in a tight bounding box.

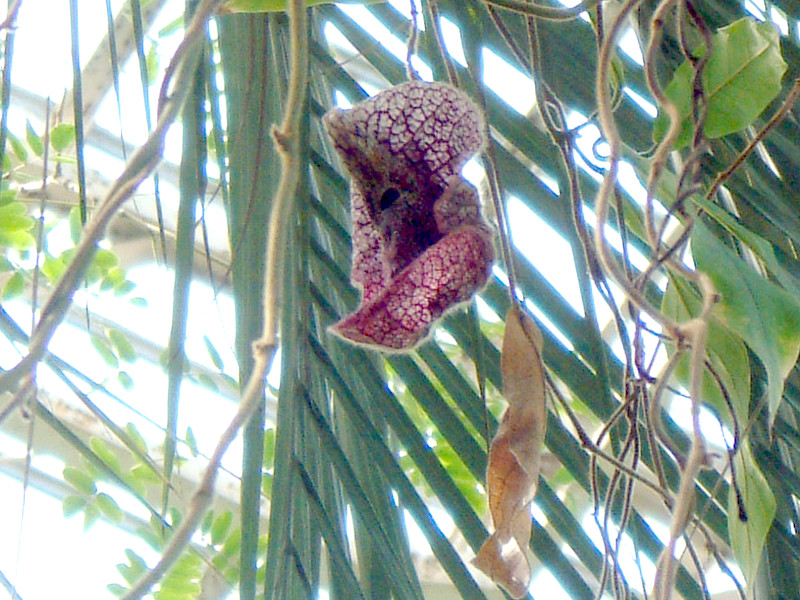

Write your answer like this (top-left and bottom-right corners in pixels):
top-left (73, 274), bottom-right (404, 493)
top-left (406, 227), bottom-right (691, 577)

top-left (595, 1), bottom-right (719, 599)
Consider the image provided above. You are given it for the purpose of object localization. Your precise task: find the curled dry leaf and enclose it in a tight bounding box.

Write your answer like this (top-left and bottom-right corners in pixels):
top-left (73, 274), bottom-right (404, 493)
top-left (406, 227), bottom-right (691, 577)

top-left (473, 304), bottom-right (546, 599)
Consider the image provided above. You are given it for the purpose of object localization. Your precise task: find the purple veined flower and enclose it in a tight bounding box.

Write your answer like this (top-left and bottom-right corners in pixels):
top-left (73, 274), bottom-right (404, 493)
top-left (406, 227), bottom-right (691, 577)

top-left (323, 80), bottom-right (495, 351)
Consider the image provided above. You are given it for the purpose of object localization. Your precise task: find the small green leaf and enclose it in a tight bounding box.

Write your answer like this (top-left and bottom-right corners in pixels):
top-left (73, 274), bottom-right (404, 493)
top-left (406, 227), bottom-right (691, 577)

top-left (107, 583), bottom-right (128, 597)
top-left (109, 328), bottom-right (137, 362)
top-left (8, 131), bottom-right (27, 162)
top-left (693, 222), bottom-right (800, 427)
top-left (201, 510), bottom-right (215, 535)
top-left (729, 442), bottom-right (776, 596)
top-left (41, 255), bottom-right (66, 283)
top-left (63, 466), bottom-right (97, 495)
top-left (195, 373), bottom-right (219, 392)
top-left (91, 334), bottom-right (120, 368)
top-left (96, 492), bottom-right (124, 524)
top-left (83, 503), bottom-right (100, 531)
top-left (69, 205), bottom-right (83, 244)
top-left (654, 18), bottom-right (787, 147)
top-left (62, 494), bottom-right (87, 517)
top-left (129, 296), bottom-right (148, 308)
top-left (90, 248), bottom-right (120, 277)
top-left (185, 426), bottom-right (198, 458)
top-left (117, 370), bottom-right (135, 391)
top-left (0, 256), bottom-right (13, 271)
top-left (90, 436), bottom-right (122, 473)
top-left (115, 279), bottom-right (137, 296)
top-left (2, 271), bottom-right (24, 301)
top-left (130, 463), bottom-right (161, 485)
top-left (145, 43), bottom-right (160, 85)
top-left (0, 230), bottom-right (35, 249)
top-left (125, 422), bottom-right (147, 453)
top-left (25, 120), bottom-right (44, 157)
top-left (202, 335), bottom-right (225, 371)
top-left (210, 510), bottom-right (233, 545)
top-left (51, 123), bottom-right (76, 152)
top-left (263, 428), bottom-right (275, 468)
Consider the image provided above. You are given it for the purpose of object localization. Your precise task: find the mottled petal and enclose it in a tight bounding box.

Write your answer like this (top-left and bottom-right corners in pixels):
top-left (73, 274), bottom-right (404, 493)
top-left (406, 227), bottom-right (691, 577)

top-left (323, 81), bottom-right (494, 351)
top-left (331, 225), bottom-right (494, 350)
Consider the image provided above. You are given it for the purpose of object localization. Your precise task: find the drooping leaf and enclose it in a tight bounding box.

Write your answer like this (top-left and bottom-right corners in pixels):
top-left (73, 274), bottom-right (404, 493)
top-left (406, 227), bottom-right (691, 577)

top-left (653, 17), bottom-right (787, 147)
top-left (692, 221), bottom-right (800, 427)
top-left (662, 276), bottom-right (750, 425)
top-left (728, 441), bottom-right (776, 597)
top-left (25, 119), bottom-right (43, 157)
top-left (473, 304), bottom-right (546, 599)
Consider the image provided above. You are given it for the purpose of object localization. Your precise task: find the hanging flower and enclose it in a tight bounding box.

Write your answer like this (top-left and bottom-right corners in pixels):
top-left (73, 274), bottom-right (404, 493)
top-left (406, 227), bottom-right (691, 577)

top-left (323, 80), bottom-right (494, 351)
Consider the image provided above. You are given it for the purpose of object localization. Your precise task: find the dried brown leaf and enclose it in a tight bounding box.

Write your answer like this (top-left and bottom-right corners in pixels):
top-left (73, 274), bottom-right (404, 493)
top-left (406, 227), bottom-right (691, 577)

top-left (473, 304), bottom-right (546, 599)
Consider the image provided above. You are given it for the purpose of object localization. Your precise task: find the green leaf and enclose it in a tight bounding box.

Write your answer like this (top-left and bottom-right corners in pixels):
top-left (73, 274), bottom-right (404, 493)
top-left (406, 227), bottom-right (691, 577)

top-left (263, 428), bottom-right (275, 468)
top-left (83, 503), bottom-right (100, 531)
top-left (8, 131), bottom-right (27, 162)
top-left (729, 442), bottom-right (776, 596)
top-left (51, 123), bottom-right (76, 152)
top-left (145, 43), bottom-right (160, 86)
top-left (185, 426), bottom-right (198, 457)
top-left (62, 494), bottom-right (87, 517)
top-left (210, 510), bottom-right (233, 545)
top-left (90, 248), bottom-right (120, 277)
top-left (107, 583), bottom-right (128, 597)
top-left (109, 328), bottom-right (137, 362)
top-left (117, 370), bottom-right (135, 391)
top-left (130, 463), bottom-right (161, 485)
top-left (654, 18), bottom-right (787, 147)
top-left (96, 492), bottom-right (125, 524)
top-left (0, 230), bottom-right (35, 250)
top-left (63, 466), bottom-right (97, 495)
top-left (662, 276), bottom-right (750, 425)
top-left (2, 271), bottom-right (24, 301)
top-left (90, 436), bottom-right (122, 474)
top-left (91, 334), bottom-right (120, 368)
top-left (25, 120), bottom-right (44, 157)
top-left (0, 202), bottom-right (34, 231)
top-left (69, 205), bottom-right (83, 244)
top-left (125, 422), bottom-right (148, 454)
top-left (202, 334), bottom-right (225, 371)
top-left (693, 221), bottom-right (800, 427)
top-left (41, 255), bottom-right (66, 283)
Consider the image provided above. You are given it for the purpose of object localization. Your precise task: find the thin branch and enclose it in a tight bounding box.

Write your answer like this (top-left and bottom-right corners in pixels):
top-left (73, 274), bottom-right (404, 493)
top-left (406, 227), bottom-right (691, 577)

top-left (120, 0), bottom-right (309, 597)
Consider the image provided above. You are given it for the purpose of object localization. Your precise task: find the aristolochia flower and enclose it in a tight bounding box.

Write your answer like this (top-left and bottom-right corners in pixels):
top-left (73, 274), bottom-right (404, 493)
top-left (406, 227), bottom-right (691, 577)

top-left (323, 81), bottom-right (494, 351)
